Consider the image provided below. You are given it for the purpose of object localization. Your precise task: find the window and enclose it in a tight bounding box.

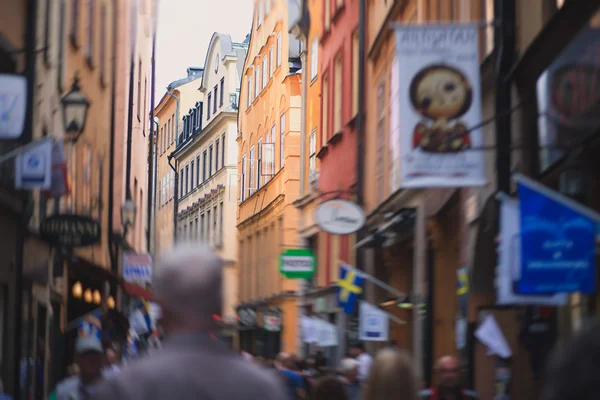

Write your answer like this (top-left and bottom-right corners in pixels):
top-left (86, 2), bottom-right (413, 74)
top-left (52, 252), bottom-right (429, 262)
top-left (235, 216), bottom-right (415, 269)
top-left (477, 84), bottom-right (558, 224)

top-left (322, 74), bottom-right (329, 144)
top-left (249, 146), bottom-right (256, 194)
top-left (258, 0), bottom-right (264, 26)
top-left (257, 138), bottom-right (263, 187)
top-left (207, 93), bottom-right (212, 119)
top-left (220, 78), bottom-right (225, 106)
top-left (324, 0), bottom-right (331, 31)
top-left (190, 160), bottom-right (195, 189)
top-left (377, 82), bottom-right (385, 202)
top-left (276, 33), bottom-right (282, 67)
top-left (143, 78), bottom-right (147, 132)
top-left (219, 201), bottom-right (224, 244)
top-left (280, 113), bottom-right (286, 168)
top-left (265, 0), bottom-right (270, 14)
top-left (309, 130), bottom-right (316, 173)
top-left (215, 139), bottom-right (220, 171)
top-left (171, 115), bottom-right (175, 144)
top-left (158, 180), bottom-right (162, 206)
top-left (70, 0), bottom-right (80, 45)
top-left (43, 0), bottom-right (52, 65)
top-left (209, 145), bottom-right (213, 176)
top-left (352, 30), bottom-right (359, 117)
top-left (241, 154), bottom-right (247, 201)
top-left (264, 125), bottom-right (275, 180)
top-left (389, 56), bottom-right (401, 193)
top-left (255, 66), bottom-right (261, 98)
top-left (247, 77), bottom-right (252, 108)
top-left (99, 5), bottom-right (107, 83)
top-left (336, 0), bottom-right (344, 11)
top-left (333, 53), bottom-right (343, 133)
top-left (86, 0), bottom-right (95, 63)
top-left (179, 169), bottom-right (184, 197)
top-left (221, 133), bottom-right (226, 167)
top-left (213, 206), bottom-right (217, 244)
top-left (196, 155), bottom-right (200, 186)
top-left (262, 56), bottom-right (268, 88)
top-left (185, 165), bottom-right (189, 195)
top-left (202, 150), bottom-right (207, 181)
top-left (137, 60), bottom-right (142, 119)
top-left (207, 209), bottom-right (211, 244)
top-left (269, 46), bottom-right (274, 77)
top-left (214, 86), bottom-right (218, 112)
top-left (310, 38), bottom-right (319, 81)
top-left (484, 0), bottom-right (494, 57)
top-left (200, 213), bottom-right (205, 241)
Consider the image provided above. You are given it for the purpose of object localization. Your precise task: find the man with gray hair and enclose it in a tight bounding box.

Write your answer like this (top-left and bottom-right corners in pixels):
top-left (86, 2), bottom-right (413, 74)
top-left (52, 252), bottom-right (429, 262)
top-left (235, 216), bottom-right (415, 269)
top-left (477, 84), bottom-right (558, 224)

top-left (90, 243), bottom-right (287, 400)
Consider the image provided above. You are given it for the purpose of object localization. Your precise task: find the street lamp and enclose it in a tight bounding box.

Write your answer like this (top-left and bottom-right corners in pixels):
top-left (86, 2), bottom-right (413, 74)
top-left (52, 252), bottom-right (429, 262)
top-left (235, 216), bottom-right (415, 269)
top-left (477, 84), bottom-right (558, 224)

top-left (61, 75), bottom-right (90, 143)
top-left (121, 196), bottom-right (137, 235)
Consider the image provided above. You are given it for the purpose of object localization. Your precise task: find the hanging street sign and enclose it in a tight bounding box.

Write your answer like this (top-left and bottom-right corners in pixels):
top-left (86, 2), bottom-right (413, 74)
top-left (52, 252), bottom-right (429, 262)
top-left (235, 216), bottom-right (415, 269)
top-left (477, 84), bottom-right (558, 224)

top-left (0, 74), bottom-right (27, 140)
top-left (516, 174), bottom-right (600, 294)
top-left (40, 214), bottom-right (101, 248)
top-left (279, 248), bottom-right (316, 279)
top-left (315, 199), bottom-right (366, 235)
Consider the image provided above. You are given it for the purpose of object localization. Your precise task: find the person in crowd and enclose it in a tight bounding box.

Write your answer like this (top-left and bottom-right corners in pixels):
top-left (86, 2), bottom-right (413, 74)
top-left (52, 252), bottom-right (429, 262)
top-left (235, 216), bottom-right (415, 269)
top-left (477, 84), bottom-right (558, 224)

top-left (313, 376), bottom-right (349, 400)
top-left (350, 343), bottom-right (373, 384)
top-left (338, 358), bottom-right (361, 400)
top-left (103, 347), bottom-right (121, 378)
top-left (542, 317), bottom-right (600, 400)
top-left (0, 380), bottom-right (13, 400)
top-left (55, 333), bottom-right (105, 400)
top-left (363, 348), bottom-right (419, 400)
top-left (89, 242), bottom-right (287, 400)
top-left (314, 351), bottom-right (328, 376)
top-left (276, 352), bottom-right (308, 399)
top-left (420, 355), bottom-right (478, 400)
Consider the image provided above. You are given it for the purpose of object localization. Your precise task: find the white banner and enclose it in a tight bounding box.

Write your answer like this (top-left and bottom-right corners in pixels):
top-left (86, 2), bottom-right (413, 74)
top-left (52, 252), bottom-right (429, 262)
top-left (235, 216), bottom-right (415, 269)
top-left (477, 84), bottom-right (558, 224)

top-left (301, 317), bottom-right (338, 347)
top-left (359, 301), bottom-right (389, 342)
top-left (0, 74), bottom-right (27, 139)
top-left (497, 195), bottom-right (568, 306)
top-left (15, 138), bottom-right (52, 190)
top-left (395, 23), bottom-right (486, 188)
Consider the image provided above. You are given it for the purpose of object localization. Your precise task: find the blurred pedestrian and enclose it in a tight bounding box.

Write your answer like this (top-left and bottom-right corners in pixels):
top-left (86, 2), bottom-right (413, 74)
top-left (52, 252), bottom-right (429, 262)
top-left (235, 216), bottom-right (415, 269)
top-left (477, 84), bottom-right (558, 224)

top-left (313, 376), bottom-right (349, 400)
top-left (102, 347), bottom-right (121, 378)
top-left (364, 349), bottom-right (418, 400)
top-left (276, 352), bottom-right (308, 399)
top-left (338, 358), bottom-right (361, 400)
top-left (89, 243), bottom-right (287, 400)
top-left (349, 343), bottom-right (373, 384)
top-left (420, 355), bottom-right (478, 400)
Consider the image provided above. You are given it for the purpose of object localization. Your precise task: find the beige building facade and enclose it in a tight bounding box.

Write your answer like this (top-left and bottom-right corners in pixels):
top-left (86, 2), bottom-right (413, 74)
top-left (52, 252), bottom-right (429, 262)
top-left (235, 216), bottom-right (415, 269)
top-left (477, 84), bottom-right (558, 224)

top-left (174, 33), bottom-right (247, 325)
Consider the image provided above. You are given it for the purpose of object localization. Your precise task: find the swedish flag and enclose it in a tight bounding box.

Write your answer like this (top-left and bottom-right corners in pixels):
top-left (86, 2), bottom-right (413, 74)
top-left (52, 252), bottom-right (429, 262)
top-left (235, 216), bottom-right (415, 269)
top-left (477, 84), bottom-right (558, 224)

top-left (138, 298), bottom-right (152, 332)
top-left (337, 263), bottom-right (365, 315)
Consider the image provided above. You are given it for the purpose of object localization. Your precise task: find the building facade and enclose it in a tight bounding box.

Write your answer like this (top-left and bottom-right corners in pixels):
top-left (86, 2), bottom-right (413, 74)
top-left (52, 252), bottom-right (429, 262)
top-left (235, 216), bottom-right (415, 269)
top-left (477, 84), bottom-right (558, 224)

top-left (174, 33), bottom-right (247, 334)
top-left (236, 0), bottom-right (303, 357)
top-left (153, 68), bottom-right (203, 256)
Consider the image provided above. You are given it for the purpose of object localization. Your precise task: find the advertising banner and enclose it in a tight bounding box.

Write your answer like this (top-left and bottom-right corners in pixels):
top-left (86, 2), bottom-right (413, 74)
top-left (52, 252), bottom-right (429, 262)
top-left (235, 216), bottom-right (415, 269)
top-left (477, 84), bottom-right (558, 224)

top-left (358, 301), bottom-right (389, 342)
top-left (394, 23), bottom-right (486, 188)
top-left (123, 252), bottom-right (153, 288)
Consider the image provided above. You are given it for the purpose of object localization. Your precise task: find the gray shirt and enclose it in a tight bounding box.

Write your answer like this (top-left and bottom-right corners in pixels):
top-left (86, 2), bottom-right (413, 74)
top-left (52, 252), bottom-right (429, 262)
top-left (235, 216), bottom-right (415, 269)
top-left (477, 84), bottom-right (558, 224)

top-left (88, 332), bottom-right (287, 400)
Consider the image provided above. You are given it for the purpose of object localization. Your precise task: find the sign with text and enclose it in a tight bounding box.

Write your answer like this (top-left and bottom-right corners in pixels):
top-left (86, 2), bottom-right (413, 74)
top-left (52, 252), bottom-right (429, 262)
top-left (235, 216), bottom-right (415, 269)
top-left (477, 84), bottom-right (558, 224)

top-left (517, 175), bottom-right (600, 294)
top-left (279, 248), bottom-right (316, 279)
top-left (395, 23), bottom-right (486, 188)
top-left (358, 301), bottom-right (389, 342)
top-left (40, 214), bottom-right (101, 247)
top-left (0, 74), bottom-right (27, 139)
top-left (315, 199), bottom-right (365, 235)
top-left (123, 252), bottom-right (153, 288)
top-left (15, 138), bottom-right (52, 190)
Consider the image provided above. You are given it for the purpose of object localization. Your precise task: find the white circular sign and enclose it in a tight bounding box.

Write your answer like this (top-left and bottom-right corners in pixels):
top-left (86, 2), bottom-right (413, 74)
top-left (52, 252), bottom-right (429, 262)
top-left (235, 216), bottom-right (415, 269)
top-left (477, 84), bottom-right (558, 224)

top-left (315, 199), bottom-right (366, 235)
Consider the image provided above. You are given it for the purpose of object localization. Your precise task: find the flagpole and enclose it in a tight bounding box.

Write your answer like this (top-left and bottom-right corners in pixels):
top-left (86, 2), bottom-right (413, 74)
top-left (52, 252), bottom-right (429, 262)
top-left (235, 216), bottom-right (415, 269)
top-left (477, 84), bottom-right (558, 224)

top-left (340, 262), bottom-right (407, 300)
top-left (0, 136), bottom-right (53, 165)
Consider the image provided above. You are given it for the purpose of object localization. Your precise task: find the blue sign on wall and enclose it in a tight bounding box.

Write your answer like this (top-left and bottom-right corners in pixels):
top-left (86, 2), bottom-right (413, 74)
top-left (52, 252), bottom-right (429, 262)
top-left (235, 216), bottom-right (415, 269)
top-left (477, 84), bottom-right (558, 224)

top-left (518, 177), bottom-right (598, 294)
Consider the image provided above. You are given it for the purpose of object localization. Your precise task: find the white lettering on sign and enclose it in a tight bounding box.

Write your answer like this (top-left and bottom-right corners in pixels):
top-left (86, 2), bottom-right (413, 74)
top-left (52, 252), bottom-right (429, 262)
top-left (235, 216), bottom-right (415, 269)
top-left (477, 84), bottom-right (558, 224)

top-left (281, 256), bottom-right (314, 272)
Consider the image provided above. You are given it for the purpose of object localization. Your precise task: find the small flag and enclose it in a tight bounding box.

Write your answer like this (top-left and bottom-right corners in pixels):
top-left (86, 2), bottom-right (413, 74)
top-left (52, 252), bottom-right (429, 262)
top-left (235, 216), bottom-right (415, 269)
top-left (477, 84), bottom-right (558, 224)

top-left (15, 138), bottom-right (52, 189)
top-left (337, 263), bottom-right (365, 315)
top-left (138, 299), bottom-right (152, 332)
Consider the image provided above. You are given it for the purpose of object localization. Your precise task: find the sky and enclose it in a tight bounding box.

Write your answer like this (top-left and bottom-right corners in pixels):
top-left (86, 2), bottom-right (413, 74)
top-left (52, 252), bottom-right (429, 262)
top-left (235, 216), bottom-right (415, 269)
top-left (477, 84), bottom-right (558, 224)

top-left (154, 0), bottom-right (254, 104)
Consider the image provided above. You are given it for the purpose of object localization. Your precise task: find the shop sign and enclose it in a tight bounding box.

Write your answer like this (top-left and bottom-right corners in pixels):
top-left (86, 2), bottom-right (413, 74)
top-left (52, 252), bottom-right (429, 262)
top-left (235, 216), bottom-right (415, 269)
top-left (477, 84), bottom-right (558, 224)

top-left (315, 199), bottom-right (365, 235)
top-left (40, 214), bottom-right (101, 248)
top-left (0, 74), bottom-right (27, 139)
top-left (238, 308), bottom-right (257, 328)
top-left (516, 175), bottom-right (600, 294)
top-left (279, 248), bottom-right (316, 279)
top-left (123, 252), bottom-right (153, 288)
top-left (263, 311), bottom-right (281, 332)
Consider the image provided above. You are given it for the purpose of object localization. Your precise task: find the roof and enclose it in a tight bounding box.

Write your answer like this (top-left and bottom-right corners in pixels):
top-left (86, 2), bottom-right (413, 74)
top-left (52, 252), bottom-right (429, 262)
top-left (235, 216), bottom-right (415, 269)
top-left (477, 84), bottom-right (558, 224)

top-left (154, 69), bottom-right (204, 113)
top-left (199, 32), bottom-right (248, 91)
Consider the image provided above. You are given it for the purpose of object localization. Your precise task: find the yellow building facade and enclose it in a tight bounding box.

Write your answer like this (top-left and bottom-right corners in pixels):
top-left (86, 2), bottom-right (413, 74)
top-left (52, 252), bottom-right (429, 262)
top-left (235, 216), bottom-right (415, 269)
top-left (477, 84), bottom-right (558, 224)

top-left (154, 68), bottom-right (203, 256)
top-left (236, 0), bottom-right (303, 356)
top-left (174, 33), bottom-right (247, 329)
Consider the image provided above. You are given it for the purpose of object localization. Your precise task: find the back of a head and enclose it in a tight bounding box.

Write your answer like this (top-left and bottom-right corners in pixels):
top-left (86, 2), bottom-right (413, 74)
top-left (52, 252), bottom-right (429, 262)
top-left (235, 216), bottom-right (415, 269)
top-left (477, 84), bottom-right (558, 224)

top-left (340, 358), bottom-right (360, 374)
top-left (153, 242), bottom-right (223, 323)
top-left (543, 318), bottom-right (600, 400)
top-left (314, 376), bottom-right (349, 400)
top-left (364, 349), bottom-right (418, 400)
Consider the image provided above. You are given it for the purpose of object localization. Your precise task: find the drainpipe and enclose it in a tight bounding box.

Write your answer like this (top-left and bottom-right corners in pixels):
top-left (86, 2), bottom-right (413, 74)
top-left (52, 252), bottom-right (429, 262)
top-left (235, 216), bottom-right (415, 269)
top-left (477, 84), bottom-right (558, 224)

top-left (13, 0), bottom-right (37, 397)
top-left (356, 0), bottom-right (366, 207)
top-left (166, 89), bottom-right (180, 241)
top-left (147, 26), bottom-right (157, 253)
top-left (108, 0), bottom-right (119, 272)
top-left (124, 4), bottom-right (137, 231)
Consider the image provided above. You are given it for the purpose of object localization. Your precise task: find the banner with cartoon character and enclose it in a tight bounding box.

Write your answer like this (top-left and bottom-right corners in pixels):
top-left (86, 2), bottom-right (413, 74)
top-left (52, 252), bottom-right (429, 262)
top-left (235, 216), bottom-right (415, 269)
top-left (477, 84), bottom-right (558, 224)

top-left (394, 23), bottom-right (486, 188)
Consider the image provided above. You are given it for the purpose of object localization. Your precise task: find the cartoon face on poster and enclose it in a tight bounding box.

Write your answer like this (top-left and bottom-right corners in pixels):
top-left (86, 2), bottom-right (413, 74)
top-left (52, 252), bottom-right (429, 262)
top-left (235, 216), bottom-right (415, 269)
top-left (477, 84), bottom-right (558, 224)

top-left (395, 24), bottom-right (486, 188)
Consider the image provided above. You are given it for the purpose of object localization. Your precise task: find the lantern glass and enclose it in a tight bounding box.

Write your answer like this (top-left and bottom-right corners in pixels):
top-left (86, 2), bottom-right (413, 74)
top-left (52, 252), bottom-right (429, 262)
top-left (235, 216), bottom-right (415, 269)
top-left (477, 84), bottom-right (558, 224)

top-left (559, 159), bottom-right (585, 201)
top-left (72, 281), bottom-right (83, 298)
top-left (83, 289), bottom-right (92, 303)
top-left (107, 296), bottom-right (116, 309)
top-left (61, 77), bottom-right (90, 142)
top-left (121, 198), bottom-right (137, 228)
top-left (93, 290), bottom-right (102, 305)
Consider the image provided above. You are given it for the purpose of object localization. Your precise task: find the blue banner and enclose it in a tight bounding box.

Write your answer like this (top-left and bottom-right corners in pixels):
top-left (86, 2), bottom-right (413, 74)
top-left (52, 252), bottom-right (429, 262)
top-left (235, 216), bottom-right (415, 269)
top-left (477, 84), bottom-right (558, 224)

top-left (518, 181), bottom-right (597, 294)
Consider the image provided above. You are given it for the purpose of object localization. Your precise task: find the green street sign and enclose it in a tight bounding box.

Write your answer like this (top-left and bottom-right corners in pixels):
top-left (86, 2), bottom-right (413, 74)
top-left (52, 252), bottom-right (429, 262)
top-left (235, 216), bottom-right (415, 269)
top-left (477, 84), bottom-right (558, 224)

top-left (279, 248), bottom-right (316, 280)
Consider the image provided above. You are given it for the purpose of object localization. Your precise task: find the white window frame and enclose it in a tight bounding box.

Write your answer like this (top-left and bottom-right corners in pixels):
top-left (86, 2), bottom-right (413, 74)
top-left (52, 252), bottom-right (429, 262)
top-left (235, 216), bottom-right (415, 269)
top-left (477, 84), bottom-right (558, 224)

top-left (247, 76), bottom-right (252, 108)
top-left (249, 146), bottom-right (256, 195)
top-left (310, 38), bottom-right (319, 82)
top-left (269, 46), bottom-right (274, 77)
top-left (276, 32), bottom-right (282, 67)
top-left (254, 66), bottom-right (260, 99)
top-left (257, 138), bottom-right (263, 187)
top-left (262, 56), bottom-right (268, 89)
top-left (280, 112), bottom-right (286, 168)
top-left (309, 130), bottom-right (317, 173)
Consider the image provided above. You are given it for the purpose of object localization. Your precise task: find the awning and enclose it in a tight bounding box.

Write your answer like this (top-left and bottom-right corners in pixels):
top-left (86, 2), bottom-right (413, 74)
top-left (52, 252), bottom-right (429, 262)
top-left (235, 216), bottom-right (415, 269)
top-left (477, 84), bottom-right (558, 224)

top-left (355, 208), bottom-right (416, 249)
top-left (122, 281), bottom-right (153, 302)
